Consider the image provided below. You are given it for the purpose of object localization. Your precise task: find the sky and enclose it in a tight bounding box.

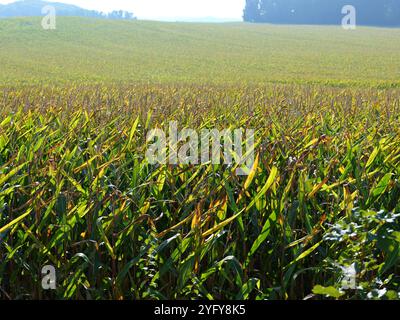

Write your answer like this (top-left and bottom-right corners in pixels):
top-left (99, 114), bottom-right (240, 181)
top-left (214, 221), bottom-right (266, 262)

top-left (0, 0), bottom-right (245, 20)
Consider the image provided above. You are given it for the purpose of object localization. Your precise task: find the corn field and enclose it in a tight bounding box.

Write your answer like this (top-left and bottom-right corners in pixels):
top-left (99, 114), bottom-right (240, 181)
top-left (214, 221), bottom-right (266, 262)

top-left (0, 84), bottom-right (399, 300)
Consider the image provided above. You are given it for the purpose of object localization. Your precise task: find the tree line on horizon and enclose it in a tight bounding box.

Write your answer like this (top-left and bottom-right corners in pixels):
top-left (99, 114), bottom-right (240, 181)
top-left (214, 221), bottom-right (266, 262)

top-left (0, 0), bottom-right (136, 20)
top-left (243, 0), bottom-right (400, 26)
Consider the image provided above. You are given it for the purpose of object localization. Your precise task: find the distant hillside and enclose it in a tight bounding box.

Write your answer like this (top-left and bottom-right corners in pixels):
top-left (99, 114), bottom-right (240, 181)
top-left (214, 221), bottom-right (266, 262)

top-left (0, 0), bottom-right (135, 19)
top-left (0, 17), bottom-right (400, 87)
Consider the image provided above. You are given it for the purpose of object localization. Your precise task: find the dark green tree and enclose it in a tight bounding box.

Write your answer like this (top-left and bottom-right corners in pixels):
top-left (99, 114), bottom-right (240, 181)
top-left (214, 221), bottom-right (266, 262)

top-left (243, 0), bottom-right (260, 22)
top-left (243, 0), bottom-right (400, 27)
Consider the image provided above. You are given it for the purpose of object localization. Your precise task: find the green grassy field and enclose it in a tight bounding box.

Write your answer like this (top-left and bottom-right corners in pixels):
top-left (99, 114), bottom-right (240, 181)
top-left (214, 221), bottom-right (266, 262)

top-left (1, 17), bottom-right (400, 87)
top-left (0, 18), bottom-right (399, 300)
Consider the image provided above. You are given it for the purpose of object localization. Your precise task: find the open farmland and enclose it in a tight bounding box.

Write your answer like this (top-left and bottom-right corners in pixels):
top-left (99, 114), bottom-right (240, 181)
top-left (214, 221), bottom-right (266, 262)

top-left (1, 17), bottom-right (400, 86)
top-left (0, 17), bottom-right (400, 300)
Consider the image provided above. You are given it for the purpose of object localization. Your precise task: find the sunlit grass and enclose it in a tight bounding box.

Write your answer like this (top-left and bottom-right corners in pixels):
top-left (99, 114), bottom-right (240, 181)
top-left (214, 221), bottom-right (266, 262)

top-left (1, 17), bottom-right (400, 87)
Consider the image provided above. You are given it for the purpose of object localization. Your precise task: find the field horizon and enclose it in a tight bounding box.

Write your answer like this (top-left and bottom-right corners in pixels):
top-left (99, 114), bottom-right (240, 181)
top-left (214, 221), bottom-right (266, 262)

top-left (1, 17), bottom-right (400, 88)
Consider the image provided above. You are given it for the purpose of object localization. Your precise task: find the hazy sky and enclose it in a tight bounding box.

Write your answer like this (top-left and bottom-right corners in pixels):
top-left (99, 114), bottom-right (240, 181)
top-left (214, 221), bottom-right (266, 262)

top-left (0, 0), bottom-right (245, 20)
